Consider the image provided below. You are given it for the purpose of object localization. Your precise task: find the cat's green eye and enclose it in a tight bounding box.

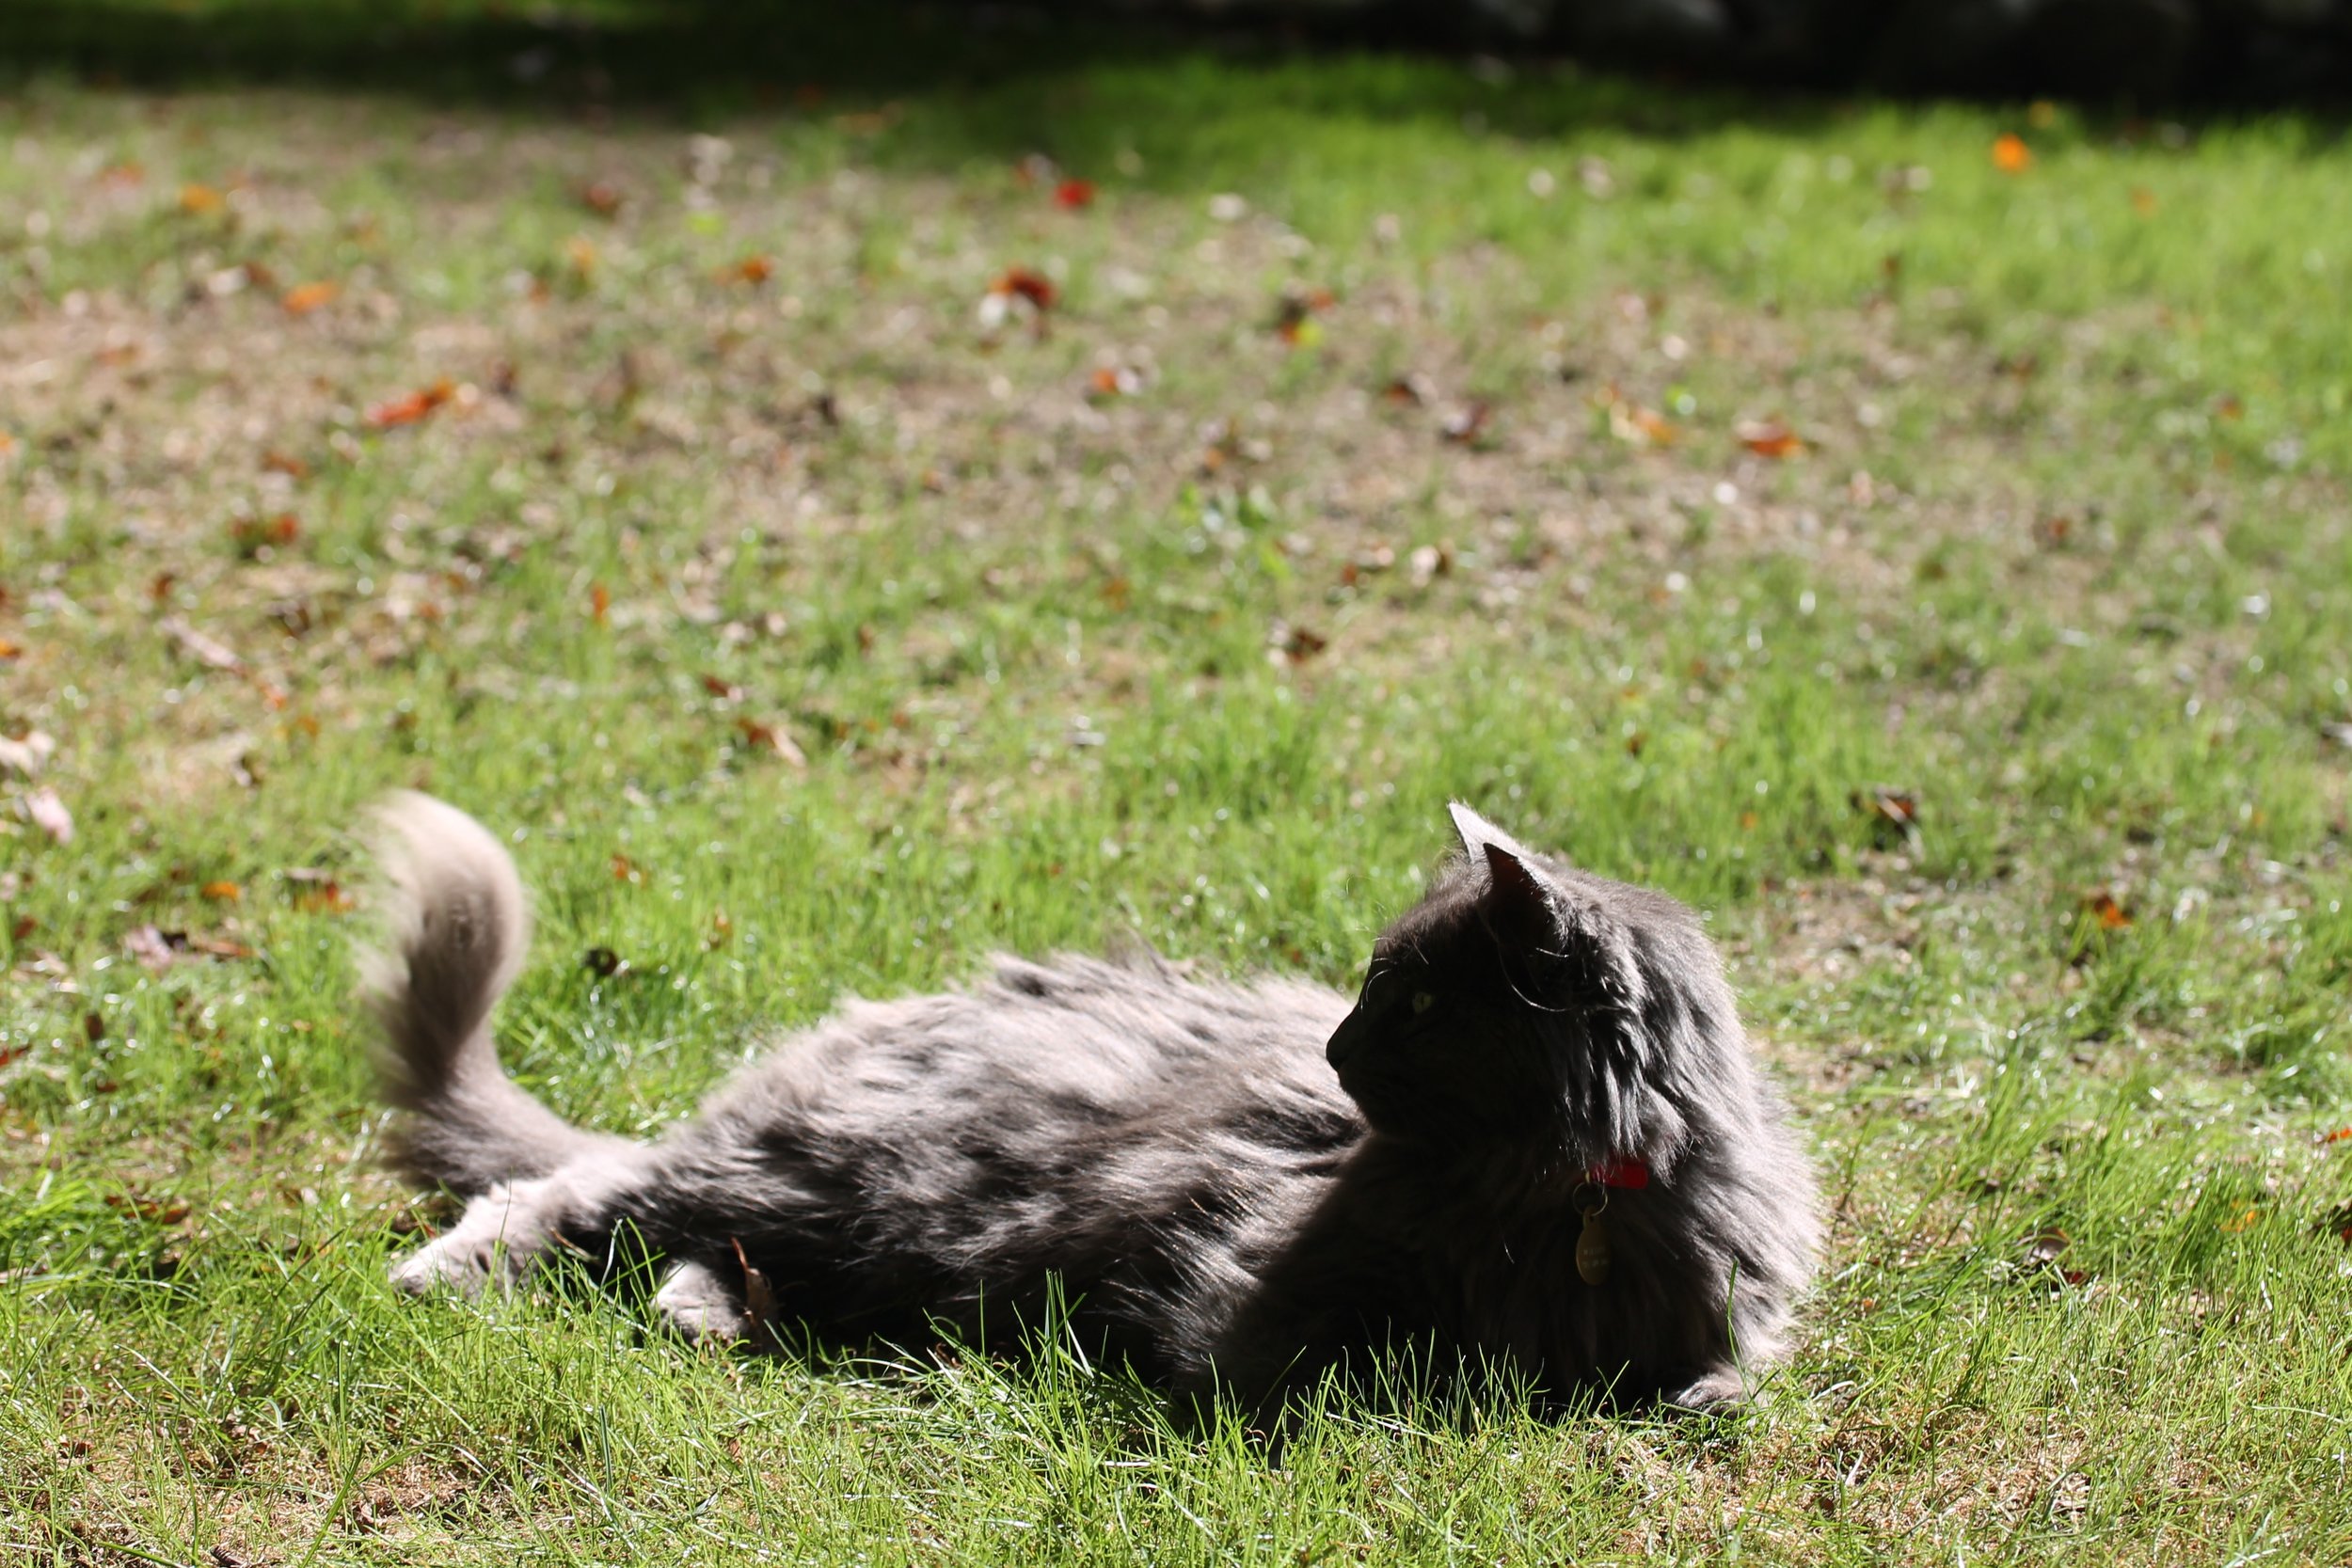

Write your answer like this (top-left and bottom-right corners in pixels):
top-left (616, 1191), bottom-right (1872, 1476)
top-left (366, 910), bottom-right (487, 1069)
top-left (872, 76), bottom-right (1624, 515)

top-left (1411, 991), bottom-right (1436, 1015)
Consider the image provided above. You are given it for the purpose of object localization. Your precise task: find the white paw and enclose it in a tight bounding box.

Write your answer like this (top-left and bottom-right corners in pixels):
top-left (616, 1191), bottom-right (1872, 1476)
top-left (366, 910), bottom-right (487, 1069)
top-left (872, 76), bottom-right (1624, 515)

top-left (653, 1260), bottom-right (754, 1345)
top-left (389, 1182), bottom-right (548, 1297)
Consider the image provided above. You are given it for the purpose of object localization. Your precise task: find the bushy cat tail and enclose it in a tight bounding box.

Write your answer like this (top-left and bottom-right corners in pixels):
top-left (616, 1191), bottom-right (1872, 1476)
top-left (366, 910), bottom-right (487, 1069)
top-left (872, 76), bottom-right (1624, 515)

top-left (361, 792), bottom-right (614, 1194)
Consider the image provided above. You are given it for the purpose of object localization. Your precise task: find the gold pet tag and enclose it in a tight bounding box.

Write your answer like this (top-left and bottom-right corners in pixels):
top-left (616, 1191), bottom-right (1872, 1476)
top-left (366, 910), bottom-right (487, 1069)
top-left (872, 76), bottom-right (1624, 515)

top-left (1573, 1185), bottom-right (1612, 1286)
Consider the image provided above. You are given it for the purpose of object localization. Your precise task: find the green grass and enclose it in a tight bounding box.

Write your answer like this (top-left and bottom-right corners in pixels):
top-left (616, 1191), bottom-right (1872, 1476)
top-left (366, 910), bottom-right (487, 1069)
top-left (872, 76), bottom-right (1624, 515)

top-left (3, 4), bottom-right (2352, 1560)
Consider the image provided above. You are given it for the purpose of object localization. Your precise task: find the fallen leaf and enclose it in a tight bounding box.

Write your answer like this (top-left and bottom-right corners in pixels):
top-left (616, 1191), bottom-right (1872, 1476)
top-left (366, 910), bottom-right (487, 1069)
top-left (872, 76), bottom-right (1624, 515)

top-left (1273, 287), bottom-right (1335, 346)
top-left (700, 673), bottom-right (745, 703)
top-left (0, 730), bottom-right (54, 776)
top-left (2219, 1205), bottom-right (2263, 1234)
top-left (579, 180), bottom-right (624, 217)
top-left (706, 909), bottom-right (733, 949)
top-left (280, 280), bottom-right (340, 314)
top-left (161, 616), bottom-right (246, 673)
top-left (1271, 622), bottom-right (1327, 664)
top-left (2318, 1127), bottom-right (2352, 1145)
top-left (723, 255), bottom-right (773, 285)
top-left (2131, 186), bottom-right (2158, 216)
top-left (179, 182), bottom-right (226, 214)
top-left (127, 927), bottom-right (177, 974)
top-left (1993, 135), bottom-right (2032, 174)
top-left (2022, 1226), bottom-right (2070, 1265)
top-left (610, 853), bottom-right (642, 883)
top-left (97, 162), bottom-right (144, 188)
top-left (590, 583), bottom-right (611, 626)
top-left (230, 514), bottom-right (300, 556)
top-left (103, 1191), bottom-right (191, 1225)
top-left (24, 787), bottom-right (72, 844)
top-left (2083, 891), bottom-right (2132, 930)
top-left (735, 717), bottom-right (809, 768)
top-left (993, 267), bottom-right (1057, 310)
top-left (1381, 374), bottom-right (1433, 406)
top-left (261, 451), bottom-right (310, 479)
top-left (1088, 365), bottom-right (1141, 399)
top-left (0, 641), bottom-right (20, 660)
top-left (365, 379), bottom-right (455, 430)
top-left (200, 880), bottom-right (243, 903)
top-left (1852, 786), bottom-right (1922, 848)
top-left (294, 879), bottom-right (355, 915)
top-left (1054, 178), bottom-right (1096, 210)
top-left (733, 1235), bottom-right (778, 1345)
top-left (1736, 419), bottom-right (1805, 458)
top-left (582, 945), bottom-right (627, 977)
top-left (1440, 401), bottom-right (1491, 445)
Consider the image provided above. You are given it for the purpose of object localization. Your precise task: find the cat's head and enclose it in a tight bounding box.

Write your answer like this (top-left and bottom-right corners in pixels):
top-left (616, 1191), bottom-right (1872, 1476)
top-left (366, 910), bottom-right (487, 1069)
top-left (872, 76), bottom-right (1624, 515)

top-left (1325, 803), bottom-right (1723, 1168)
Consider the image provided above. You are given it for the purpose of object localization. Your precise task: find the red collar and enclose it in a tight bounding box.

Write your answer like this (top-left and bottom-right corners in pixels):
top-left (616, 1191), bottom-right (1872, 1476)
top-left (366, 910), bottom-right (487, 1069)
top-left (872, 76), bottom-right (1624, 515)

top-left (1586, 1157), bottom-right (1649, 1190)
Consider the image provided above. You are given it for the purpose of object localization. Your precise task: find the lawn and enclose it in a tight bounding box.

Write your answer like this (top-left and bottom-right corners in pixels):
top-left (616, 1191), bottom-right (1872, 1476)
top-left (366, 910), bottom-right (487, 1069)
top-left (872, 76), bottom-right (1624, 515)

top-left (3, 4), bottom-right (2351, 1561)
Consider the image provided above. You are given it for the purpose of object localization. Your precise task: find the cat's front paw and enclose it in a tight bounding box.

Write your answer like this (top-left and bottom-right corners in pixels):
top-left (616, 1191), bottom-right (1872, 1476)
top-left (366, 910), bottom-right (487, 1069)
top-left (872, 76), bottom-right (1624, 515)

top-left (653, 1260), bottom-right (756, 1345)
top-left (1661, 1366), bottom-right (1749, 1413)
top-left (388, 1182), bottom-right (548, 1297)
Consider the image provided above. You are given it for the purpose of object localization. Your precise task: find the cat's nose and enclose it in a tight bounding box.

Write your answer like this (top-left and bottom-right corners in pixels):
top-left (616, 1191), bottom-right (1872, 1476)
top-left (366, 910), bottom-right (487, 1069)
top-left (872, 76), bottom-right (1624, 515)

top-left (1325, 1008), bottom-right (1368, 1069)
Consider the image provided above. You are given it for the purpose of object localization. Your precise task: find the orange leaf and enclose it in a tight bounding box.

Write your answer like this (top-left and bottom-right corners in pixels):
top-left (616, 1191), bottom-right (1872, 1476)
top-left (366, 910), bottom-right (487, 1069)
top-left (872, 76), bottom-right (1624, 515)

top-left (2084, 891), bottom-right (2132, 929)
top-left (200, 880), bottom-right (243, 903)
top-left (611, 853), bottom-right (642, 883)
top-left (0, 640), bottom-right (20, 660)
top-left (724, 255), bottom-right (773, 285)
top-left (281, 280), bottom-right (340, 315)
top-left (1992, 135), bottom-right (2032, 174)
top-left (590, 583), bottom-right (611, 626)
top-left (365, 379), bottom-right (455, 430)
top-left (2320, 1127), bottom-right (2352, 1145)
top-left (295, 879), bottom-right (355, 914)
top-left (179, 182), bottom-right (226, 214)
top-left (1737, 419), bottom-right (1805, 458)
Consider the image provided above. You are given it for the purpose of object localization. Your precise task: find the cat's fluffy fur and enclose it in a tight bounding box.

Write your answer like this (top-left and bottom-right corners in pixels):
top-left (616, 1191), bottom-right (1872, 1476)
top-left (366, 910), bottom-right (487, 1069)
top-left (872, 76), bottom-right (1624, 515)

top-left (365, 793), bottom-right (1816, 1411)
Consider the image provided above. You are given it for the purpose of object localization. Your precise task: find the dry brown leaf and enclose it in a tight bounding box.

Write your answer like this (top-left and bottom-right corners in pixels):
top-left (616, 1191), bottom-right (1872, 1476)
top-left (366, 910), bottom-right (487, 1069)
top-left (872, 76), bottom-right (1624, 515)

top-left (161, 616), bottom-right (246, 673)
top-left (735, 718), bottom-right (808, 768)
top-left (1736, 419), bottom-right (1805, 458)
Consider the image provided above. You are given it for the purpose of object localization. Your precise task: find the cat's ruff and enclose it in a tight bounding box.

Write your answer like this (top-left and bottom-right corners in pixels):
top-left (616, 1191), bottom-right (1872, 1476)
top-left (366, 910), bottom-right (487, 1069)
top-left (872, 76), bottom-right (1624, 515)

top-left (364, 793), bottom-right (1818, 1414)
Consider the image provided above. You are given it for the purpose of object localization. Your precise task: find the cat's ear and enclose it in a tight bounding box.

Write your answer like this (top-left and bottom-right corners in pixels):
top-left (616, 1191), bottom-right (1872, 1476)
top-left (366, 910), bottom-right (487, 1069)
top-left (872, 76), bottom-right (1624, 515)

top-left (1479, 840), bottom-right (1562, 949)
top-left (1447, 801), bottom-right (1534, 862)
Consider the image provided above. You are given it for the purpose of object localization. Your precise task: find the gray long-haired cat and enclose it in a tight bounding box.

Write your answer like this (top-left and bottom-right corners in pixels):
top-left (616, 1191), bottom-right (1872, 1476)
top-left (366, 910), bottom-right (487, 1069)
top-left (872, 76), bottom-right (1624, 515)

top-left (365, 793), bottom-right (1816, 1413)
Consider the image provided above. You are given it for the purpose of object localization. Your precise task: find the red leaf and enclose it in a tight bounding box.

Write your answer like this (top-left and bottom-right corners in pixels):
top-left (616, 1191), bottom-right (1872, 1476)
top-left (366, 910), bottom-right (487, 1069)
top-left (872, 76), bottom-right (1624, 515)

top-left (1054, 178), bottom-right (1096, 210)
top-left (366, 379), bottom-right (455, 430)
top-left (993, 268), bottom-right (1056, 310)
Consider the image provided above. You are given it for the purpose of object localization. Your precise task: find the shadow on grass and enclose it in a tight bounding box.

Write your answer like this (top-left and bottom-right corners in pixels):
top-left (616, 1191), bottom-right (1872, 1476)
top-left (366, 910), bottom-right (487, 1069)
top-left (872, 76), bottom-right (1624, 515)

top-left (0, 0), bottom-right (1844, 146)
